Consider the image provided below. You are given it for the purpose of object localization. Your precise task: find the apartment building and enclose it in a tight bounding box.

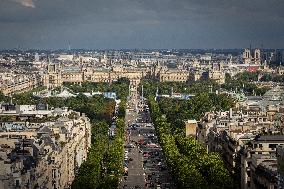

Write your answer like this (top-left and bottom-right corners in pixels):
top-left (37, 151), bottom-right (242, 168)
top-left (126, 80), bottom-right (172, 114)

top-left (240, 135), bottom-right (284, 189)
top-left (250, 154), bottom-right (278, 189)
top-left (200, 86), bottom-right (284, 189)
top-left (0, 105), bottom-right (91, 189)
top-left (0, 74), bottom-right (42, 96)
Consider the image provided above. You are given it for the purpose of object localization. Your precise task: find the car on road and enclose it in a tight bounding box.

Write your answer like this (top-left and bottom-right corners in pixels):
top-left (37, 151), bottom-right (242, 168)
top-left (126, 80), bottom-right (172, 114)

top-left (131, 126), bottom-right (137, 130)
top-left (146, 123), bottom-right (153, 127)
top-left (125, 144), bottom-right (135, 148)
top-left (147, 143), bottom-right (159, 148)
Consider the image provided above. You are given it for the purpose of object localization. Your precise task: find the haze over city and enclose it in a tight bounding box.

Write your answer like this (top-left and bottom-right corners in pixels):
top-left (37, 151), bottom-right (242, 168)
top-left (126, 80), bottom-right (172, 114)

top-left (1, 1), bottom-right (284, 189)
top-left (0, 0), bottom-right (284, 49)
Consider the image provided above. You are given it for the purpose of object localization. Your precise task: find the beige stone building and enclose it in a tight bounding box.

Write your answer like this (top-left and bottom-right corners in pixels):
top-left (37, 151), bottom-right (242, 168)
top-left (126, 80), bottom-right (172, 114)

top-left (207, 62), bottom-right (226, 84)
top-left (153, 63), bottom-right (191, 82)
top-left (202, 87), bottom-right (284, 189)
top-left (158, 69), bottom-right (189, 82)
top-left (0, 106), bottom-right (91, 189)
top-left (43, 63), bottom-right (147, 88)
top-left (43, 60), bottom-right (227, 89)
top-left (43, 64), bottom-right (62, 89)
top-left (0, 74), bottom-right (42, 95)
top-left (243, 49), bottom-right (261, 65)
top-left (240, 135), bottom-right (284, 189)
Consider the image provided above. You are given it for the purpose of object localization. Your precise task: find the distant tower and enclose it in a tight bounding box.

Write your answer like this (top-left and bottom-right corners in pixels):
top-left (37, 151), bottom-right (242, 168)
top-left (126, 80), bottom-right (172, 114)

top-left (254, 49), bottom-right (261, 64)
top-left (219, 61), bottom-right (223, 71)
top-left (34, 53), bottom-right (39, 62)
top-left (263, 60), bottom-right (268, 70)
top-left (211, 61), bottom-right (214, 71)
top-left (47, 64), bottom-right (58, 73)
top-left (228, 55), bottom-right (233, 66)
top-left (157, 61), bottom-right (160, 68)
top-left (243, 49), bottom-right (251, 64)
top-left (68, 42), bottom-right (71, 51)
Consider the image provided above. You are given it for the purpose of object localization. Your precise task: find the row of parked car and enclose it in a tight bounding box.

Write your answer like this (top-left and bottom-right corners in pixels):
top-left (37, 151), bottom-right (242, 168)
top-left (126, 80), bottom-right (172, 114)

top-left (138, 126), bottom-right (175, 189)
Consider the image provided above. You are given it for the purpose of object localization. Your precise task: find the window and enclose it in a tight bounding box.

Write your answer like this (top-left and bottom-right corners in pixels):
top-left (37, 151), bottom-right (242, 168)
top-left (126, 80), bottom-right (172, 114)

top-left (247, 162), bottom-right (251, 167)
top-left (269, 144), bottom-right (277, 149)
top-left (247, 170), bottom-right (251, 177)
top-left (15, 180), bottom-right (20, 187)
top-left (52, 169), bottom-right (56, 179)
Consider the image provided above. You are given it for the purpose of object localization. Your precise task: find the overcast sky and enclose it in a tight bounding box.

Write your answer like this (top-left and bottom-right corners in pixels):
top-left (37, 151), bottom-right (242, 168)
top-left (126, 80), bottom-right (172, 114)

top-left (0, 0), bottom-right (283, 49)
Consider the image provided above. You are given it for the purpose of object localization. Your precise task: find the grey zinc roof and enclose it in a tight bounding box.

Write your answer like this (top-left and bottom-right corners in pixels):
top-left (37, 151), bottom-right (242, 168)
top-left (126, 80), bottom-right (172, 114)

top-left (256, 135), bottom-right (284, 142)
top-left (38, 125), bottom-right (51, 134)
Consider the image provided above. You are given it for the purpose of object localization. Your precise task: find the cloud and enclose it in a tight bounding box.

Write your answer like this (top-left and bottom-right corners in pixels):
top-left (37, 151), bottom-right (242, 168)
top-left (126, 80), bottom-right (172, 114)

top-left (0, 0), bottom-right (284, 49)
top-left (10, 0), bottom-right (36, 8)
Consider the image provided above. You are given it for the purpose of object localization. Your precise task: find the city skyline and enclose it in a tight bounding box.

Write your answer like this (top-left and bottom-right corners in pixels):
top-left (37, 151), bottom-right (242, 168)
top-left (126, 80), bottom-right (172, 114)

top-left (0, 0), bottom-right (284, 49)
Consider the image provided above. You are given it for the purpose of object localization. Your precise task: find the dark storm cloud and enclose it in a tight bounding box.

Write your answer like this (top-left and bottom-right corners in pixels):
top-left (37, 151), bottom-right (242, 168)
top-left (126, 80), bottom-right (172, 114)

top-left (0, 0), bottom-right (283, 49)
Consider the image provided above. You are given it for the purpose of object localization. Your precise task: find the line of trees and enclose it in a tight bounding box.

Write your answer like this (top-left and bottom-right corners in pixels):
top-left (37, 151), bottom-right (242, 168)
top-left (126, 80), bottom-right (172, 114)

top-left (71, 90), bottom-right (127, 188)
top-left (139, 79), bottom-right (219, 97)
top-left (97, 100), bottom-right (126, 188)
top-left (149, 98), bottom-right (233, 189)
top-left (139, 75), bottom-right (270, 98)
top-left (158, 92), bottom-right (235, 122)
top-left (72, 104), bottom-right (126, 189)
top-left (72, 121), bottom-right (109, 189)
top-left (64, 78), bottom-right (130, 100)
top-left (223, 73), bottom-right (270, 96)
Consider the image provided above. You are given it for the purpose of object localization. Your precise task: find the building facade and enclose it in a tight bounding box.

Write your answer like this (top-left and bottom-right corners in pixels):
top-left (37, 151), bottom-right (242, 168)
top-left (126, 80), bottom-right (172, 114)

top-left (0, 105), bottom-right (91, 189)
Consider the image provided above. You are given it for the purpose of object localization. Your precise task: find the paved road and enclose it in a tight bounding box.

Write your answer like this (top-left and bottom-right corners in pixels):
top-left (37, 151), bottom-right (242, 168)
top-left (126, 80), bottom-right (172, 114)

top-left (119, 95), bottom-right (176, 189)
top-left (120, 94), bottom-right (145, 189)
top-left (122, 129), bottom-right (145, 188)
